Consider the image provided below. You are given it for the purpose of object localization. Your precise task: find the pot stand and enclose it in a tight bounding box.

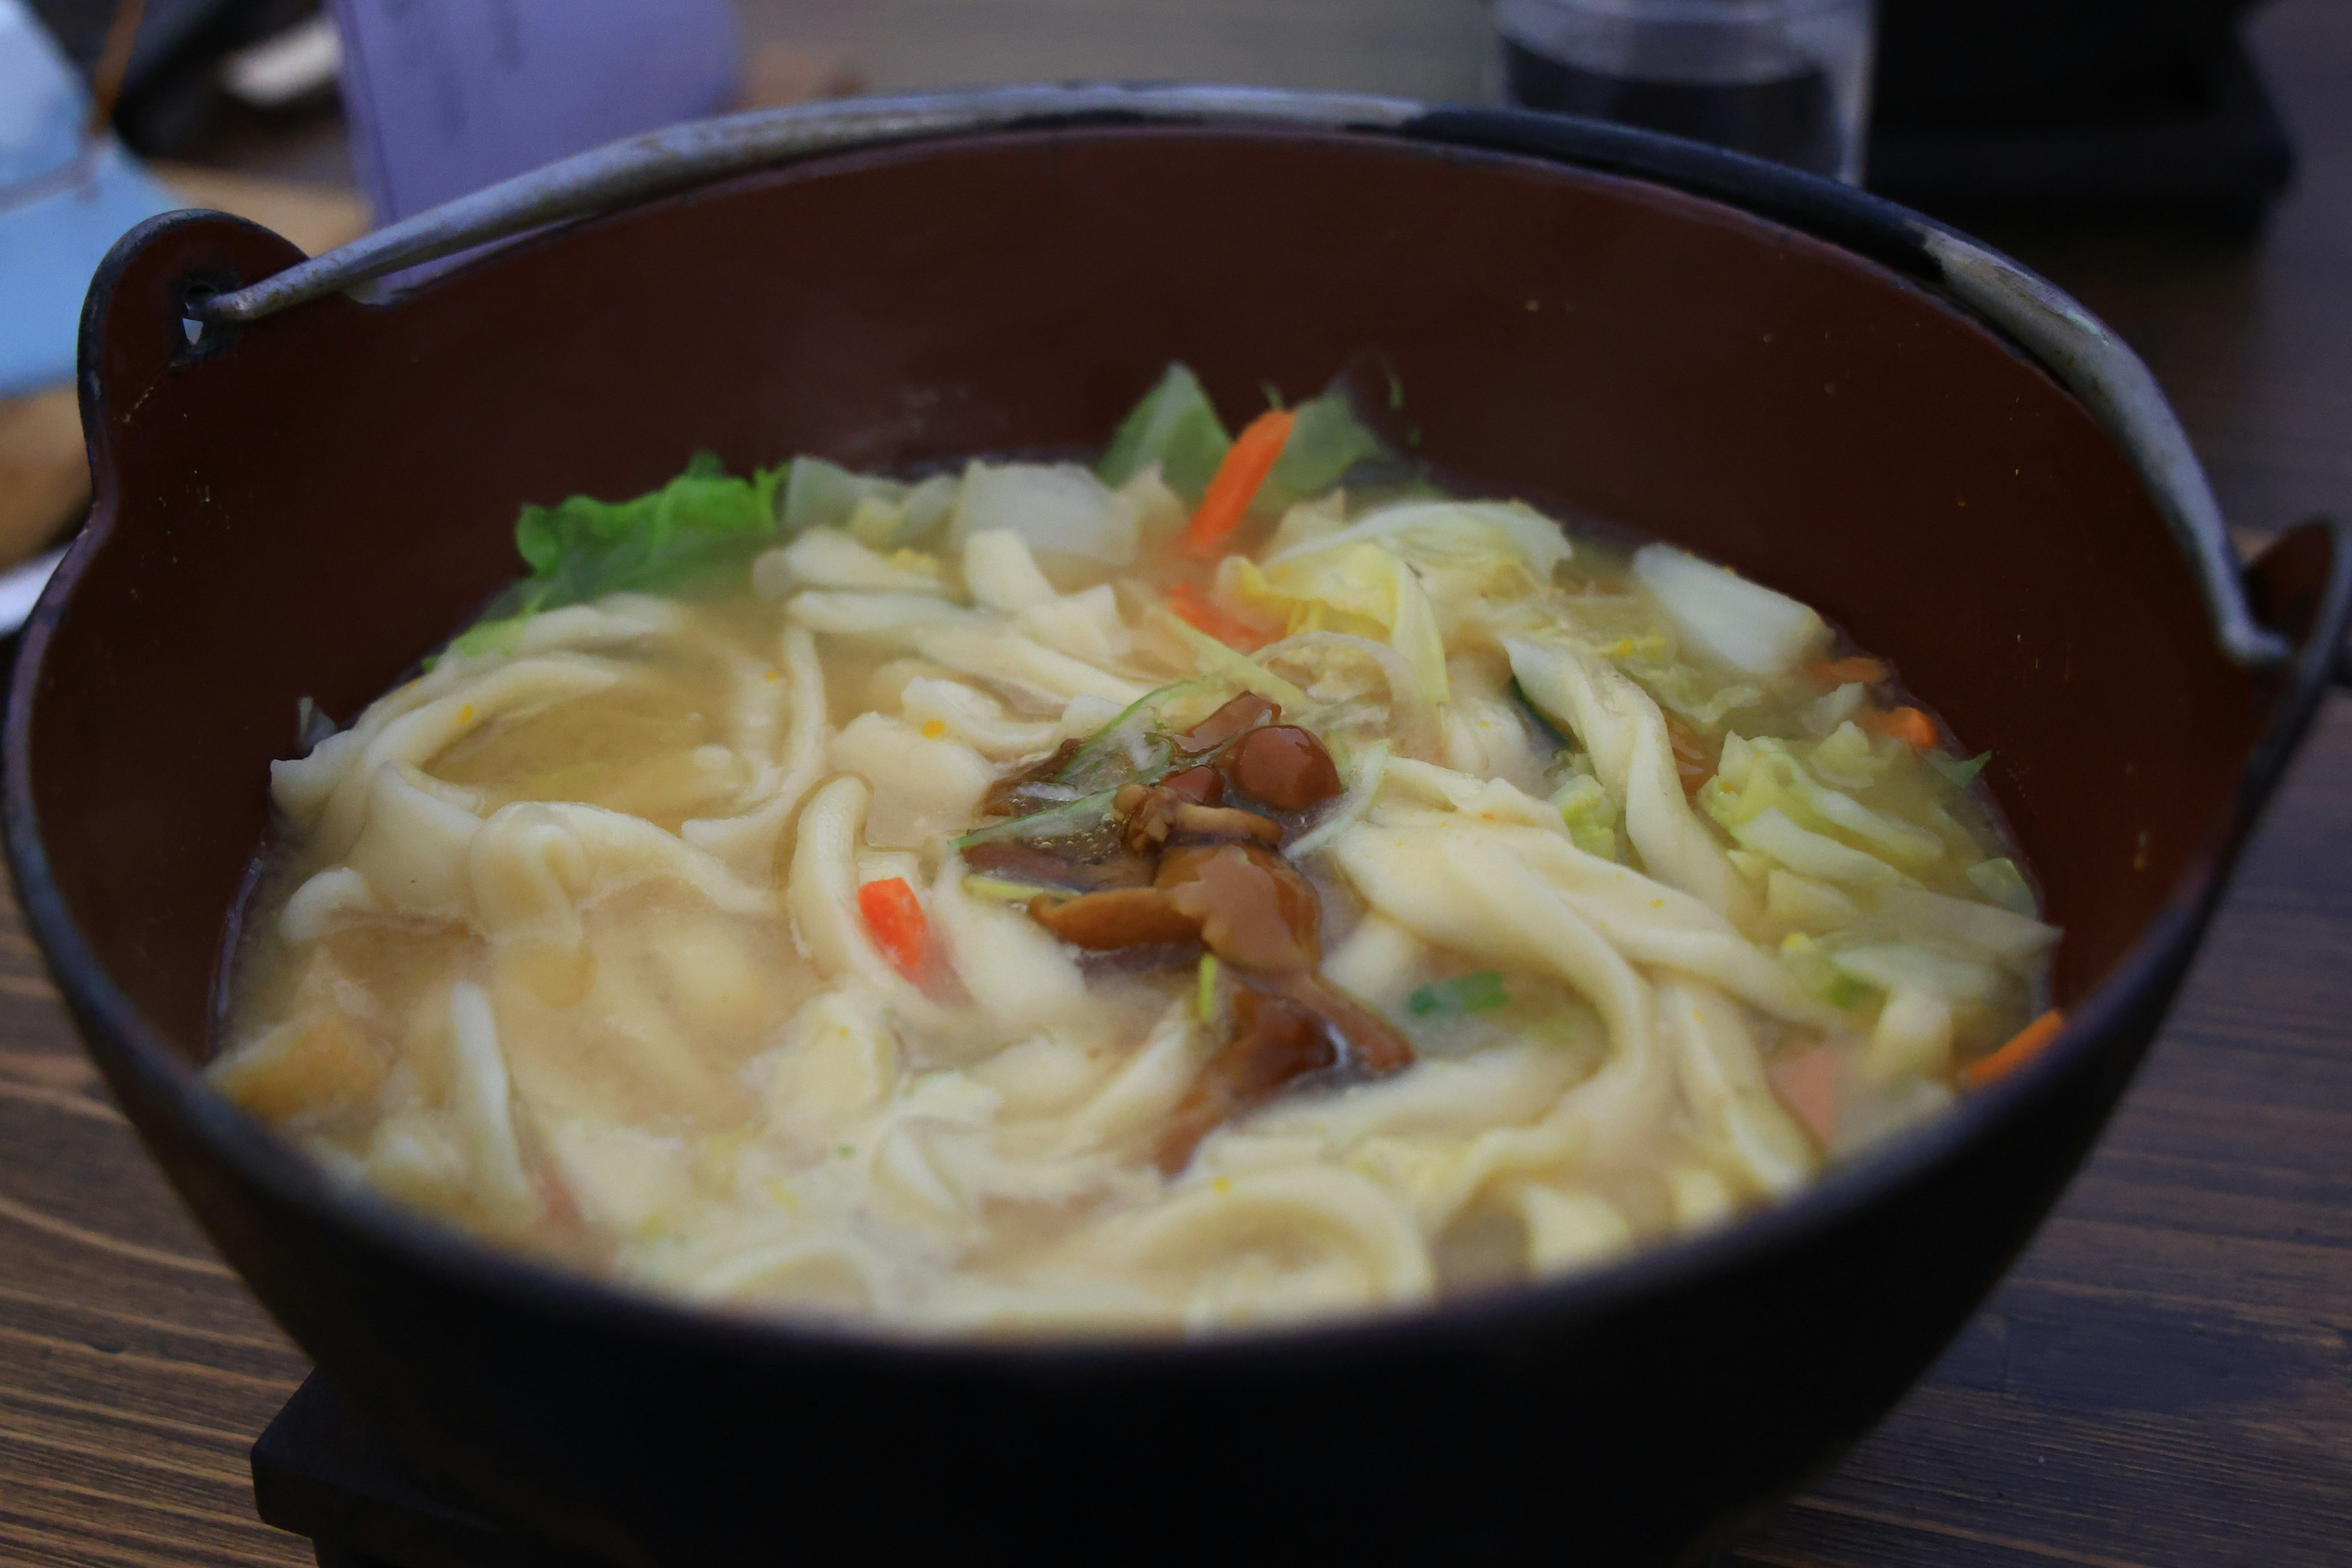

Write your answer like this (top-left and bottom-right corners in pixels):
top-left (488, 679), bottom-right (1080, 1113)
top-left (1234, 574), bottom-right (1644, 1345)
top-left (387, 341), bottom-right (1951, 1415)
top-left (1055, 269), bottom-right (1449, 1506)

top-left (254, 1376), bottom-right (606, 1568)
top-left (254, 1374), bottom-right (1760, 1568)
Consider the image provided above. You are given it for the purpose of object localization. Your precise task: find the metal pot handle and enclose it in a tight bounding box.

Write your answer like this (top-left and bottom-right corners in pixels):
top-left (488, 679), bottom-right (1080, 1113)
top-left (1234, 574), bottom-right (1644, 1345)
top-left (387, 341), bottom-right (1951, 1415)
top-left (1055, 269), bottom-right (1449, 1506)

top-left (2242, 518), bottom-right (2352, 695)
top-left (170, 82), bottom-right (2288, 673)
top-left (184, 86), bottom-right (1423, 325)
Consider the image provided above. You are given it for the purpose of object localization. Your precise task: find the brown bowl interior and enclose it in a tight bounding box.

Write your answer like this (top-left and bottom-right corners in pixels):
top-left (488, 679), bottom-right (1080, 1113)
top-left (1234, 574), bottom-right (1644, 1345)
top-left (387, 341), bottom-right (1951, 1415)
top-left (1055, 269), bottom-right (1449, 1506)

top-left (45, 126), bottom-right (2263, 1058)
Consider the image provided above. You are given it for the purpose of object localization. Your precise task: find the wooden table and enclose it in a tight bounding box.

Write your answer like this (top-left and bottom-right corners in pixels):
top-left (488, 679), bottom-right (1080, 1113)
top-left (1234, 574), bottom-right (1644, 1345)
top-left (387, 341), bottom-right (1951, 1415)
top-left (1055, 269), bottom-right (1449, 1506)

top-left (6, 6), bottom-right (2350, 1565)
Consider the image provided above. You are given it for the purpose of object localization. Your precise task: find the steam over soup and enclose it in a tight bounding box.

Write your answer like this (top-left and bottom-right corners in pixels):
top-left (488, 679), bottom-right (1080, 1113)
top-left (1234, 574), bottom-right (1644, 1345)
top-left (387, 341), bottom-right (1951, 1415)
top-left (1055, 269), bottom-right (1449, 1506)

top-left (217, 366), bottom-right (2059, 1335)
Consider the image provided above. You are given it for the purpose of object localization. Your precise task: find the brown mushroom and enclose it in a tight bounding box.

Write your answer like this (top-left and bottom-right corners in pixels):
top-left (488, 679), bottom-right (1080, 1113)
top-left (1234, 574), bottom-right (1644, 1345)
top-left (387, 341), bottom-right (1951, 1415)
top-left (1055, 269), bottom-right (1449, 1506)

top-left (1175, 692), bottom-right (1276, 754)
top-left (1156, 843), bottom-right (1321, 971)
top-left (978, 737), bottom-right (1082, 818)
top-left (1154, 987), bottom-right (1335, 1173)
top-left (1028, 887), bottom-right (1204, 950)
top-left (1114, 767), bottom-right (1229, 854)
top-left (1219, 724), bottom-right (1344, 810)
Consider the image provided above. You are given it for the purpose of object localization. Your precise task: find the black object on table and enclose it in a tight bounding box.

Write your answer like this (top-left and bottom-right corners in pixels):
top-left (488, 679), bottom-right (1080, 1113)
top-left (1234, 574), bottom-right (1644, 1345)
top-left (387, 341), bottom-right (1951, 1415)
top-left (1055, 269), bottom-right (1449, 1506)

top-left (1499, 0), bottom-right (2296, 230)
top-left (1868, 27), bottom-right (2295, 233)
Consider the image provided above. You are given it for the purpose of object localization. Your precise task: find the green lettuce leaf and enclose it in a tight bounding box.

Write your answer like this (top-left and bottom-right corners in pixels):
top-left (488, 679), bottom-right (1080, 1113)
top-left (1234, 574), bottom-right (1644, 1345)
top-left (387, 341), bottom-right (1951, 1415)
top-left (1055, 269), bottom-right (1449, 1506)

top-left (449, 451), bottom-right (786, 658)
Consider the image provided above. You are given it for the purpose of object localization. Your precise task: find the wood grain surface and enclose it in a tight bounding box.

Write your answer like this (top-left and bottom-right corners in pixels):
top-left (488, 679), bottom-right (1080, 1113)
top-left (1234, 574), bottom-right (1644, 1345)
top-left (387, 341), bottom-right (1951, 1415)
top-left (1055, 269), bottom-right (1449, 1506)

top-left (2, 5), bottom-right (2348, 1566)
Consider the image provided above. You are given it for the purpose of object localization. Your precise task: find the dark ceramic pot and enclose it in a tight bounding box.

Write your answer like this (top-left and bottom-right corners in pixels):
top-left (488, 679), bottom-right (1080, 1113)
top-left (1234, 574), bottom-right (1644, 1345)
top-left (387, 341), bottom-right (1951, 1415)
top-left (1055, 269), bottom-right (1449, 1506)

top-left (8, 88), bottom-right (2346, 1568)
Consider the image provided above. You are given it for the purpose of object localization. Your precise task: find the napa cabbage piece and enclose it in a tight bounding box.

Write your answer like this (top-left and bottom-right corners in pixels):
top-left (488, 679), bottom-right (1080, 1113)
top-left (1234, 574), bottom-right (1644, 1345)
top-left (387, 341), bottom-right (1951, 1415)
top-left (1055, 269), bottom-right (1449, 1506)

top-left (951, 462), bottom-right (1142, 565)
top-left (1548, 773), bottom-right (1620, 861)
top-left (782, 458), bottom-right (958, 548)
top-left (1218, 540), bottom-right (1449, 704)
top-left (1153, 611), bottom-right (1313, 710)
top-left (1701, 733), bottom-right (1945, 877)
top-left (1874, 886), bottom-right (2060, 965)
top-left (1967, 857), bottom-right (2037, 914)
top-left (1610, 649), bottom-right (1762, 728)
top-left (450, 452), bottom-right (787, 658)
top-left (1264, 499), bottom-right (1570, 583)
top-left (1097, 363), bottom-right (1232, 496)
top-left (1263, 388), bottom-right (1389, 503)
top-left (1101, 360), bottom-right (1390, 500)
top-left (1632, 543), bottom-right (1826, 676)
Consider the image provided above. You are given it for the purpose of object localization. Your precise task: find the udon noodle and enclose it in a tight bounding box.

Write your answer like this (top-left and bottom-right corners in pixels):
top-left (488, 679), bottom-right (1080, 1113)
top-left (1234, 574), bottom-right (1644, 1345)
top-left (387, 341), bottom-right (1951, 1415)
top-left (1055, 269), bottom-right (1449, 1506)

top-left (215, 365), bottom-right (2058, 1335)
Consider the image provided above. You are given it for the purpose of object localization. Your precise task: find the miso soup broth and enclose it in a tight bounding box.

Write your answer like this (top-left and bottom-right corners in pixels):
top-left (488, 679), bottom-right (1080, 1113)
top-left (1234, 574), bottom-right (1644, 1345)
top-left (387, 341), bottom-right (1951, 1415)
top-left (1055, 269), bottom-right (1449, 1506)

top-left (215, 365), bottom-right (2059, 1336)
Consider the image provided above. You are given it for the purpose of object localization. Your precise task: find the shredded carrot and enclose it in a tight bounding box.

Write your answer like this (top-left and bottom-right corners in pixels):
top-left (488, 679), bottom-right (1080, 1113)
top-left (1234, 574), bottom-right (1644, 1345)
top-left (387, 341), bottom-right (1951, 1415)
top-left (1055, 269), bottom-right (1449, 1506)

top-left (1863, 705), bottom-right (1941, 749)
top-left (1180, 408), bottom-right (1296, 559)
top-left (1809, 655), bottom-right (1890, 685)
top-left (1165, 580), bottom-right (1272, 651)
top-left (1966, 1008), bottom-right (2065, 1088)
top-left (857, 877), bottom-right (929, 979)
top-left (1662, 709), bottom-right (1716, 798)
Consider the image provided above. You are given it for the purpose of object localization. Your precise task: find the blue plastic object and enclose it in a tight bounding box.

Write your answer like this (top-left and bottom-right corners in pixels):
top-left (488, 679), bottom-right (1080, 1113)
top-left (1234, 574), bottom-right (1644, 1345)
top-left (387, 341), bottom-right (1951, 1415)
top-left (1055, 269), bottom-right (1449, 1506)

top-left (0, 0), bottom-right (179, 399)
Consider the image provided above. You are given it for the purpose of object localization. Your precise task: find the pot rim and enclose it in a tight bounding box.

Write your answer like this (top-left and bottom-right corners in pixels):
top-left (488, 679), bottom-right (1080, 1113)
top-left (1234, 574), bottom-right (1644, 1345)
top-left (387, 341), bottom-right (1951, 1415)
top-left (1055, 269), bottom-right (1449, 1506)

top-left (7, 88), bottom-right (2341, 1378)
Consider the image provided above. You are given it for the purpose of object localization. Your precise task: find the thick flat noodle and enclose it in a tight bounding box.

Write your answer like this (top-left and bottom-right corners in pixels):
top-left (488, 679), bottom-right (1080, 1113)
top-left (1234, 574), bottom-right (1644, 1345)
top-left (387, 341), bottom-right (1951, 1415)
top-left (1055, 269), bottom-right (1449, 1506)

top-left (763, 986), bottom-right (900, 1153)
top-left (225, 412), bottom-right (2052, 1337)
top-left (962, 530), bottom-right (1061, 613)
top-left (913, 622), bottom-right (1153, 708)
top-left (347, 766), bottom-right (483, 906)
top-left (897, 677), bottom-right (1062, 758)
top-left (1504, 636), bottom-right (1752, 922)
top-left (682, 626), bottom-right (831, 872)
top-left (1066, 1165), bottom-right (1434, 1327)
top-left (1656, 979), bottom-right (1818, 1197)
top-left (1343, 815), bottom-right (1828, 1028)
top-left (1332, 822), bottom-right (1654, 1054)
top-left (1054, 1002), bottom-right (1212, 1156)
top-left (930, 859), bottom-right (1094, 1038)
top-left (471, 800), bottom-right (772, 955)
top-left (1019, 585), bottom-right (1134, 666)
top-left (785, 590), bottom-right (974, 639)
top-left (831, 715), bottom-right (996, 848)
top-left (756, 529), bottom-right (950, 597)
top-left (785, 777), bottom-right (954, 1030)
top-left (445, 981), bottom-right (541, 1227)
top-left (1511, 1184), bottom-right (1635, 1272)
top-left (1375, 757), bottom-right (1566, 837)
top-left (284, 656), bottom-right (625, 858)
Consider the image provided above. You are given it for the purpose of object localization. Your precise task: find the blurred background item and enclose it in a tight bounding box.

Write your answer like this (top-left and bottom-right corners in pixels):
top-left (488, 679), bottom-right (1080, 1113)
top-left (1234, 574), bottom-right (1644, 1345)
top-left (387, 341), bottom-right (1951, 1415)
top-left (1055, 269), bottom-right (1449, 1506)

top-left (1494, 0), bottom-right (1876, 183)
top-left (328, 0), bottom-right (741, 224)
top-left (1, 0), bottom-right (177, 568)
top-left (0, 0), bottom-right (2310, 601)
top-left (1, 0), bottom-right (178, 399)
top-left (2, 0), bottom-right (363, 583)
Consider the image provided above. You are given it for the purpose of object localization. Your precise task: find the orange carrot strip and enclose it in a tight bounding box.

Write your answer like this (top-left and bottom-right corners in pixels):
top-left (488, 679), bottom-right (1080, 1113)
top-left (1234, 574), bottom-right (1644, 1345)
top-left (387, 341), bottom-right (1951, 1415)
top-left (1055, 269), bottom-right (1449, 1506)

top-left (1809, 655), bottom-right (1890, 685)
top-left (858, 877), bottom-right (929, 978)
top-left (1966, 1008), bottom-right (2066, 1088)
top-left (1166, 581), bottom-right (1272, 651)
top-left (1863, 705), bottom-right (1940, 749)
top-left (1180, 408), bottom-right (1296, 559)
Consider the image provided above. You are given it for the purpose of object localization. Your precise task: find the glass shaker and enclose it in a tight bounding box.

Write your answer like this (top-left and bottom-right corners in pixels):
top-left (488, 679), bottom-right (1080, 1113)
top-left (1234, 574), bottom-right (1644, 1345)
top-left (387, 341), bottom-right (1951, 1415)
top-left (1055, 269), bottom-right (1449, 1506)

top-left (1495, 0), bottom-right (1877, 185)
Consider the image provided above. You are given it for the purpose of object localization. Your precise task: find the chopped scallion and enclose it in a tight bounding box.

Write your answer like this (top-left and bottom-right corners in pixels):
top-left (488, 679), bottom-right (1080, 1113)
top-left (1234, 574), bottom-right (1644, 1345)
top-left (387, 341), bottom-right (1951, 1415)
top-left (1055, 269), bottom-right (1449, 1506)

top-left (1408, 970), bottom-right (1509, 1017)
